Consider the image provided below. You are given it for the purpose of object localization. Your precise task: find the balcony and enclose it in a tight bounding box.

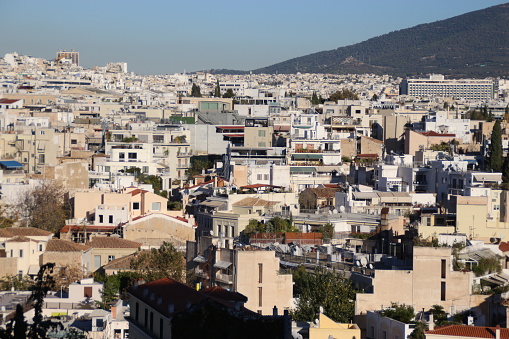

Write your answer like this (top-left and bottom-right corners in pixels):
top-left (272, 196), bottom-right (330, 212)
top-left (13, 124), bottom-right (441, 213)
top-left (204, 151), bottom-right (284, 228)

top-left (215, 272), bottom-right (233, 284)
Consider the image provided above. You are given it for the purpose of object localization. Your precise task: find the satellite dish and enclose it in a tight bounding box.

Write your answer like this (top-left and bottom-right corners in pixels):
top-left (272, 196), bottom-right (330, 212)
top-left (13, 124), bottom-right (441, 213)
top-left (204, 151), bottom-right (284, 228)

top-left (355, 260), bottom-right (361, 267)
top-left (368, 263), bottom-right (374, 270)
top-left (339, 206), bottom-right (345, 213)
top-left (332, 210), bottom-right (338, 214)
top-left (319, 306), bottom-right (324, 314)
top-left (360, 257), bottom-right (368, 267)
top-left (210, 230), bottom-right (214, 236)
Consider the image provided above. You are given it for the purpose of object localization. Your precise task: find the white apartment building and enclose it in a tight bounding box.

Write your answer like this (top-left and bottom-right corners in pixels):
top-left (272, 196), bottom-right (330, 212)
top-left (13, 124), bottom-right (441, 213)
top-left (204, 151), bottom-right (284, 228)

top-left (400, 74), bottom-right (494, 100)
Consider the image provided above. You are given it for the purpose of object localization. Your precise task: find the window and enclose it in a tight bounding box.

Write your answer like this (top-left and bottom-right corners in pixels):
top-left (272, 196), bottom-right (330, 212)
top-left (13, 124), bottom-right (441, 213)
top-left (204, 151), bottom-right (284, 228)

top-left (160, 318), bottom-right (164, 338)
top-left (71, 139), bottom-right (77, 145)
top-left (135, 302), bottom-right (139, 321)
top-left (84, 286), bottom-right (93, 298)
top-left (19, 250), bottom-right (23, 258)
top-left (151, 202), bottom-right (161, 211)
top-left (150, 312), bottom-right (154, 332)
top-left (128, 152), bottom-right (137, 159)
top-left (105, 166), bottom-right (110, 172)
top-left (108, 255), bottom-right (115, 262)
top-left (39, 244), bottom-right (43, 251)
top-left (94, 255), bottom-right (101, 269)
top-left (99, 215), bottom-right (104, 223)
top-left (133, 202), bottom-right (140, 210)
top-left (142, 166), bottom-right (149, 173)
top-left (109, 215), bottom-right (113, 224)
top-left (258, 263), bottom-right (263, 283)
top-left (264, 174), bottom-right (269, 180)
top-left (257, 174), bottom-right (262, 180)
top-left (144, 309), bottom-right (148, 326)
top-left (119, 152), bottom-right (125, 160)
top-left (258, 287), bottom-right (262, 307)
top-left (258, 142), bottom-right (266, 147)
top-left (441, 282), bottom-right (446, 301)
top-left (39, 154), bottom-right (45, 163)
top-left (441, 259), bottom-right (446, 279)
top-left (258, 130), bottom-right (266, 137)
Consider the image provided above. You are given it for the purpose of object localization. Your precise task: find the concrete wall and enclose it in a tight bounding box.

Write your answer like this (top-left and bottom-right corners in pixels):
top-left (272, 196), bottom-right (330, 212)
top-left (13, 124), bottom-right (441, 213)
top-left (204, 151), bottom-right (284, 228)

top-left (235, 250), bottom-right (293, 315)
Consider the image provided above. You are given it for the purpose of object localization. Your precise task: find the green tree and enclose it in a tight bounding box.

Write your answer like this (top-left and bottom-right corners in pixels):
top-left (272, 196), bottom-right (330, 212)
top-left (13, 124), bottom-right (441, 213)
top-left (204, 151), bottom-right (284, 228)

top-left (190, 83), bottom-right (202, 97)
top-left (292, 267), bottom-right (355, 323)
top-left (409, 321), bottom-right (427, 339)
top-left (487, 119), bottom-right (503, 172)
top-left (214, 80), bottom-right (221, 97)
top-left (472, 256), bottom-right (502, 277)
top-left (371, 93), bottom-right (379, 101)
top-left (29, 263), bottom-right (63, 339)
top-left (316, 222), bottom-right (334, 242)
top-left (329, 88), bottom-right (359, 101)
top-left (266, 216), bottom-right (298, 233)
top-left (311, 92), bottom-right (320, 105)
top-left (130, 242), bottom-right (186, 283)
top-left (223, 89), bottom-right (235, 98)
top-left (503, 156), bottom-right (509, 183)
top-left (381, 303), bottom-right (415, 323)
top-left (428, 304), bottom-right (447, 325)
top-left (243, 219), bottom-right (265, 236)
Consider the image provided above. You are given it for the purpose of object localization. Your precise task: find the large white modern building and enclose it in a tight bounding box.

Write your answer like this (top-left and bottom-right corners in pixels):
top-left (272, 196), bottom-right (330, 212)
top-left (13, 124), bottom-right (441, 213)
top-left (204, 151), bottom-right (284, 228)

top-left (400, 74), bottom-right (494, 100)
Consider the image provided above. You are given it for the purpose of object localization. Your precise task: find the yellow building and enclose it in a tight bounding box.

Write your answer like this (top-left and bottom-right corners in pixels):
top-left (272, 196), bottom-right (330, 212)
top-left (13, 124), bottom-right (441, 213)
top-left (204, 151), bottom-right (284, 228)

top-left (309, 313), bottom-right (361, 339)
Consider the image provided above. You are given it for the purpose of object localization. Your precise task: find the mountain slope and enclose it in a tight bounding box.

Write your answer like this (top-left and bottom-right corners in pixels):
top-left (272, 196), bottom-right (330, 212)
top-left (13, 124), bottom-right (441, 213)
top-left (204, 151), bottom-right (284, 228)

top-left (252, 3), bottom-right (509, 77)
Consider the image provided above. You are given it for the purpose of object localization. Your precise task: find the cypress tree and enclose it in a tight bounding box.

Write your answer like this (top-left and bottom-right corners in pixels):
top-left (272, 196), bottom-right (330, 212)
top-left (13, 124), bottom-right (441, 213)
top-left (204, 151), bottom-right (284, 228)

top-left (503, 156), bottom-right (509, 183)
top-left (214, 80), bottom-right (220, 97)
top-left (488, 119), bottom-right (503, 172)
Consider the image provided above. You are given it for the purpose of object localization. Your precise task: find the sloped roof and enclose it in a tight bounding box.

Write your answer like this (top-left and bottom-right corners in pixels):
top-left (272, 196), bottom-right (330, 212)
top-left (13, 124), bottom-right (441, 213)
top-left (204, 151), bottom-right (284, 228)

top-left (128, 278), bottom-right (257, 318)
top-left (6, 236), bottom-right (36, 243)
top-left (419, 131), bottom-right (455, 137)
top-left (233, 197), bottom-right (279, 207)
top-left (201, 286), bottom-right (248, 303)
top-left (101, 252), bottom-right (138, 270)
top-left (0, 227), bottom-right (52, 238)
top-left (85, 237), bottom-right (141, 249)
top-left (499, 241), bottom-right (509, 253)
top-left (426, 325), bottom-right (509, 338)
top-left (46, 239), bottom-right (91, 252)
top-left (304, 187), bottom-right (341, 198)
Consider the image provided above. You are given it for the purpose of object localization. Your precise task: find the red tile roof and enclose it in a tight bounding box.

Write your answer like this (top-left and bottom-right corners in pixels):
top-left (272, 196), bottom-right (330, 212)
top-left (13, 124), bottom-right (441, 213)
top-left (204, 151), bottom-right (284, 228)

top-left (128, 278), bottom-right (257, 318)
top-left (201, 286), bottom-right (247, 303)
top-left (419, 131), bottom-right (456, 137)
top-left (426, 325), bottom-right (509, 338)
top-left (59, 225), bottom-right (117, 233)
top-left (240, 184), bottom-right (281, 189)
top-left (46, 239), bottom-right (91, 252)
top-left (0, 99), bottom-right (20, 104)
top-left (0, 227), bottom-right (52, 238)
top-left (6, 236), bottom-right (36, 243)
top-left (85, 236), bottom-right (141, 249)
top-left (499, 241), bottom-right (509, 253)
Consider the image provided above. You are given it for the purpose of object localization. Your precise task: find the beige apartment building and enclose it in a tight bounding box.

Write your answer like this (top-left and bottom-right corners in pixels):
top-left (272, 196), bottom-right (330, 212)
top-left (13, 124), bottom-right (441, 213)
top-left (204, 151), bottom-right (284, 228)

top-left (355, 247), bottom-right (487, 320)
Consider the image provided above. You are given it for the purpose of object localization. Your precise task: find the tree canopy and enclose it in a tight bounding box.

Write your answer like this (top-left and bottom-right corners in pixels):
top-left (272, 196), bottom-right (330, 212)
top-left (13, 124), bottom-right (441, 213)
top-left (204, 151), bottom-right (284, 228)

top-left (292, 266), bottom-right (355, 323)
top-left (381, 303), bottom-right (415, 323)
top-left (130, 242), bottom-right (186, 283)
top-left (487, 119), bottom-right (503, 172)
top-left (190, 83), bottom-right (202, 97)
top-left (329, 88), bottom-right (359, 101)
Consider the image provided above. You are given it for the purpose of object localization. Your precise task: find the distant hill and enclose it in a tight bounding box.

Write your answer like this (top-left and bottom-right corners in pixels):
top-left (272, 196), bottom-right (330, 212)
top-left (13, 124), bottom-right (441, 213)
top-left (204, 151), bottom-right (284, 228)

top-left (250, 3), bottom-right (509, 77)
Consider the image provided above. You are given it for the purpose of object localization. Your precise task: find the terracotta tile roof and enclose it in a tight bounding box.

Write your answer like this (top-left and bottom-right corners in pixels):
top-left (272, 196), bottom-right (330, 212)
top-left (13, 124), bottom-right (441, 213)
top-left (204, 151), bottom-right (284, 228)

top-left (201, 286), bottom-right (248, 303)
top-left (85, 236), bottom-right (141, 249)
top-left (305, 187), bottom-right (341, 198)
top-left (0, 99), bottom-right (20, 104)
top-left (46, 239), bottom-right (91, 252)
top-left (499, 241), bottom-right (509, 253)
top-left (419, 131), bottom-right (455, 137)
top-left (128, 278), bottom-right (257, 318)
top-left (59, 225), bottom-right (117, 233)
top-left (232, 197), bottom-right (279, 207)
top-left (426, 325), bottom-right (509, 338)
top-left (6, 236), bottom-right (36, 243)
top-left (0, 227), bottom-right (52, 238)
top-left (101, 252), bottom-right (138, 270)
top-left (240, 184), bottom-right (281, 189)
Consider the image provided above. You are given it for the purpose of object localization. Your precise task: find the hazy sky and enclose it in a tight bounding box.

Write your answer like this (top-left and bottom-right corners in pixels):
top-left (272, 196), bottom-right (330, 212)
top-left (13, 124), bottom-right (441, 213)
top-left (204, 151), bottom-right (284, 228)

top-left (1, 0), bottom-right (507, 75)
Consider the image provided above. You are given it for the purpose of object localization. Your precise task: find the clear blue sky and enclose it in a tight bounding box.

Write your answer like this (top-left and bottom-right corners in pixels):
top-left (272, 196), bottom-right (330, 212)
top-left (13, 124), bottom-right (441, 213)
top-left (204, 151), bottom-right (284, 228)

top-left (1, 0), bottom-right (507, 75)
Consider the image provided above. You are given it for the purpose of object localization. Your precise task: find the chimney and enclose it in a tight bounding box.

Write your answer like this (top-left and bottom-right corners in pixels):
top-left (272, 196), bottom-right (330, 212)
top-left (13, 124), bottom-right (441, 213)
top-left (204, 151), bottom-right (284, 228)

top-left (273, 306), bottom-right (278, 316)
top-left (496, 325), bottom-right (501, 339)
top-left (429, 314), bottom-right (434, 331)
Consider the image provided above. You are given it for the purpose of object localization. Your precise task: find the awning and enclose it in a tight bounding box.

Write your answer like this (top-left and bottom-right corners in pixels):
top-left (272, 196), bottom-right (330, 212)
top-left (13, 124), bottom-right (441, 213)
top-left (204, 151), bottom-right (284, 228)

top-left (213, 260), bottom-right (232, 269)
top-left (290, 166), bottom-right (316, 174)
top-left (0, 160), bottom-right (23, 169)
top-left (292, 154), bottom-right (323, 160)
top-left (28, 265), bottom-right (40, 275)
top-left (193, 255), bottom-right (207, 263)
